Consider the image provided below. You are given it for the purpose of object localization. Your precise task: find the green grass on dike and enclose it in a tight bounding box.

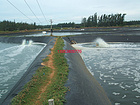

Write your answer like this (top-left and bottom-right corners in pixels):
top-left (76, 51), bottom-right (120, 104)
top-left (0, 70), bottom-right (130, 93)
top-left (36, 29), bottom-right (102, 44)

top-left (12, 37), bottom-right (69, 105)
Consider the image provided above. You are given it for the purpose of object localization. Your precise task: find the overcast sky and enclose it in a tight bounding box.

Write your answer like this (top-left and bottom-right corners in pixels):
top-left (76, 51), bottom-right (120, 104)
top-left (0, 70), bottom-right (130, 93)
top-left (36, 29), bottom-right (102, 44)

top-left (1, 0), bottom-right (140, 25)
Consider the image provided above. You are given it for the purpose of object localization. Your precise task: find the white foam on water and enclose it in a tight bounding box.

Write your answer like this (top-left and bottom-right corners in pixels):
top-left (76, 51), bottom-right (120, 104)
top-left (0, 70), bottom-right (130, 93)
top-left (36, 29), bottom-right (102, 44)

top-left (32, 42), bottom-right (47, 46)
top-left (94, 38), bottom-right (110, 47)
top-left (111, 77), bottom-right (115, 80)
top-left (132, 88), bottom-right (140, 93)
top-left (0, 89), bottom-right (8, 99)
top-left (73, 40), bottom-right (140, 104)
top-left (122, 95), bottom-right (126, 99)
top-left (99, 76), bottom-right (103, 80)
top-left (113, 71), bottom-right (118, 75)
top-left (99, 73), bottom-right (104, 80)
top-left (104, 75), bottom-right (112, 78)
top-left (22, 39), bottom-right (34, 46)
top-left (135, 83), bottom-right (140, 89)
top-left (0, 42), bottom-right (46, 100)
top-left (6, 46), bottom-right (25, 57)
top-left (108, 82), bottom-right (119, 86)
top-left (103, 80), bottom-right (106, 83)
top-left (0, 58), bottom-right (15, 65)
top-left (0, 90), bottom-right (8, 94)
top-left (113, 92), bottom-right (120, 95)
top-left (72, 43), bottom-right (87, 50)
top-left (132, 70), bottom-right (140, 82)
top-left (115, 103), bottom-right (120, 105)
top-left (134, 78), bottom-right (140, 82)
top-left (0, 45), bottom-right (19, 54)
top-left (29, 40), bottom-right (33, 46)
top-left (119, 83), bottom-right (127, 90)
top-left (22, 39), bottom-right (26, 45)
top-left (133, 102), bottom-right (138, 104)
top-left (125, 85), bottom-right (132, 88)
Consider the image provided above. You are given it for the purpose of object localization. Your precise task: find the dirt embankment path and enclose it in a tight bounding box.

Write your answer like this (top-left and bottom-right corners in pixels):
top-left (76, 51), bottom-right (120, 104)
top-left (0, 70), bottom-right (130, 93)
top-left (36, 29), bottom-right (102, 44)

top-left (35, 40), bottom-right (56, 105)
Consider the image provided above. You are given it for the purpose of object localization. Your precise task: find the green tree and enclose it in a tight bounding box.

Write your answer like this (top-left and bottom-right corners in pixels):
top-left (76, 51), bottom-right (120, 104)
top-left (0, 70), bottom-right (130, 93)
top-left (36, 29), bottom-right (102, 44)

top-left (81, 17), bottom-right (86, 27)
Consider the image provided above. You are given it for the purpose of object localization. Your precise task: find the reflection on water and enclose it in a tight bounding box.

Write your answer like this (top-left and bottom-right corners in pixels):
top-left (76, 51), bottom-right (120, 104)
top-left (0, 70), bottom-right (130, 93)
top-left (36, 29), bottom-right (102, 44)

top-left (19, 32), bottom-right (84, 37)
top-left (18, 31), bottom-right (113, 37)
top-left (73, 42), bottom-right (140, 105)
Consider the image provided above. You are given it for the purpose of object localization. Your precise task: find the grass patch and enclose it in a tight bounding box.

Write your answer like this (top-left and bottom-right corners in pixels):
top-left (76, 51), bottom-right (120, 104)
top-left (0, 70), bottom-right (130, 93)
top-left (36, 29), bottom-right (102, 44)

top-left (12, 37), bottom-right (69, 105)
top-left (0, 30), bottom-right (41, 34)
top-left (12, 66), bottom-right (52, 105)
top-left (42, 37), bottom-right (69, 105)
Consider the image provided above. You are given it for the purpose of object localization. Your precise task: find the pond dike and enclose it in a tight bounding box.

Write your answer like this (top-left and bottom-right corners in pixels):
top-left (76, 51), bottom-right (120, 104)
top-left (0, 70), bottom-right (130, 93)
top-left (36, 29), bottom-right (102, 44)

top-left (63, 34), bottom-right (140, 44)
top-left (2, 34), bottom-right (140, 105)
top-left (0, 31), bottom-right (41, 36)
top-left (63, 40), bottom-right (112, 105)
top-left (0, 36), bottom-right (55, 105)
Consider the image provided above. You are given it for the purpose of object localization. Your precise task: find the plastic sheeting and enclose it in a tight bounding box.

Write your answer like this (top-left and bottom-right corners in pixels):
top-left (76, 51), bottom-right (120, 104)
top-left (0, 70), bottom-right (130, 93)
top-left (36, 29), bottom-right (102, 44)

top-left (63, 40), bottom-right (112, 105)
top-left (63, 34), bottom-right (140, 44)
top-left (0, 36), bottom-right (55, 105)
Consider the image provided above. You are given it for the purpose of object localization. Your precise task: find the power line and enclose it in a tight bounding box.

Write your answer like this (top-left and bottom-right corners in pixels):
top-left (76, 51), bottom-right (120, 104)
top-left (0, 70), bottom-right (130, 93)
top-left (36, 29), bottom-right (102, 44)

top-left (24, 0), bottom-right (42, 24)
top-left (36, 0), bottom-right (48, 24)
top-left (7, 0), bottom-right (34, 23)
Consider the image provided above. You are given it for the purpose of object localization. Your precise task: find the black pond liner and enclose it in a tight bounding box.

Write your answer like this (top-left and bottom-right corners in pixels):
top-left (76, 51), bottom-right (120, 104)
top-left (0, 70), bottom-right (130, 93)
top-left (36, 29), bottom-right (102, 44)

top-left (63, 40), bottom-right (112, 105)
top-left (1, 33), bottom-right (140, 105)
top-left (0, 36), bottom-right (55, 105)
top-left (63, 34), bottom-right (140, 44)
top-left (63, 34), bottom-right (140, 105)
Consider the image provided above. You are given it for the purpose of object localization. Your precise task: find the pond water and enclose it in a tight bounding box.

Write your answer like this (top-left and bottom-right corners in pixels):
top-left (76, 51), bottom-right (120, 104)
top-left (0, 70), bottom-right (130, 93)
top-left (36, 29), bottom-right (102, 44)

top-left (0, 41), bottom-right (45, 104)
top-left (73, 39), bottom-right (140, 105)
top-left (18, 31), bottom-right (112, 37)
top-left (20, 32), bottom-right (84, 37)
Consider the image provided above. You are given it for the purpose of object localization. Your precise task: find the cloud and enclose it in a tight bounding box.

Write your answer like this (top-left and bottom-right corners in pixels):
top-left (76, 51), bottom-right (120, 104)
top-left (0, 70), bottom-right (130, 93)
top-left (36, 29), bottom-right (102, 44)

top-left (1, 0), bottom-right (140, 24)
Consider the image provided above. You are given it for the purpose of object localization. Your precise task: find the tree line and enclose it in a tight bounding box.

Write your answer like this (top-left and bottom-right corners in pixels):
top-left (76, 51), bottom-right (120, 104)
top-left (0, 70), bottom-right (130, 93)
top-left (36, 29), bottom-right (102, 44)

top-left (1, 13), bottom-right (140, 31)
top-left (81, 13), bottom-right (127, 27)
top-left (124, 20), bottom-right (140, 25)
top-left (0, 20), bottom-right (37, 31)
top-left (44, 22), bottom-right (81, 29)
top-left (50, 13), bottom-right (140, 28)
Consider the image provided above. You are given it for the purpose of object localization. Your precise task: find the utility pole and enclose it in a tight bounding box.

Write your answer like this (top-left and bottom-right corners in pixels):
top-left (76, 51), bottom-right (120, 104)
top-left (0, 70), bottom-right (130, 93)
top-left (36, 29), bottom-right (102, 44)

top-left (50, 19), bottom-right (53, 36)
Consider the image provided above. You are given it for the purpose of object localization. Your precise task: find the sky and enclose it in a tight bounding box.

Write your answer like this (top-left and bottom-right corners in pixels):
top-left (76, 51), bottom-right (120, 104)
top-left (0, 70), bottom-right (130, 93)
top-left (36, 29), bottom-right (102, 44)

top-left (1, 0), bottom-right (140, 25)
